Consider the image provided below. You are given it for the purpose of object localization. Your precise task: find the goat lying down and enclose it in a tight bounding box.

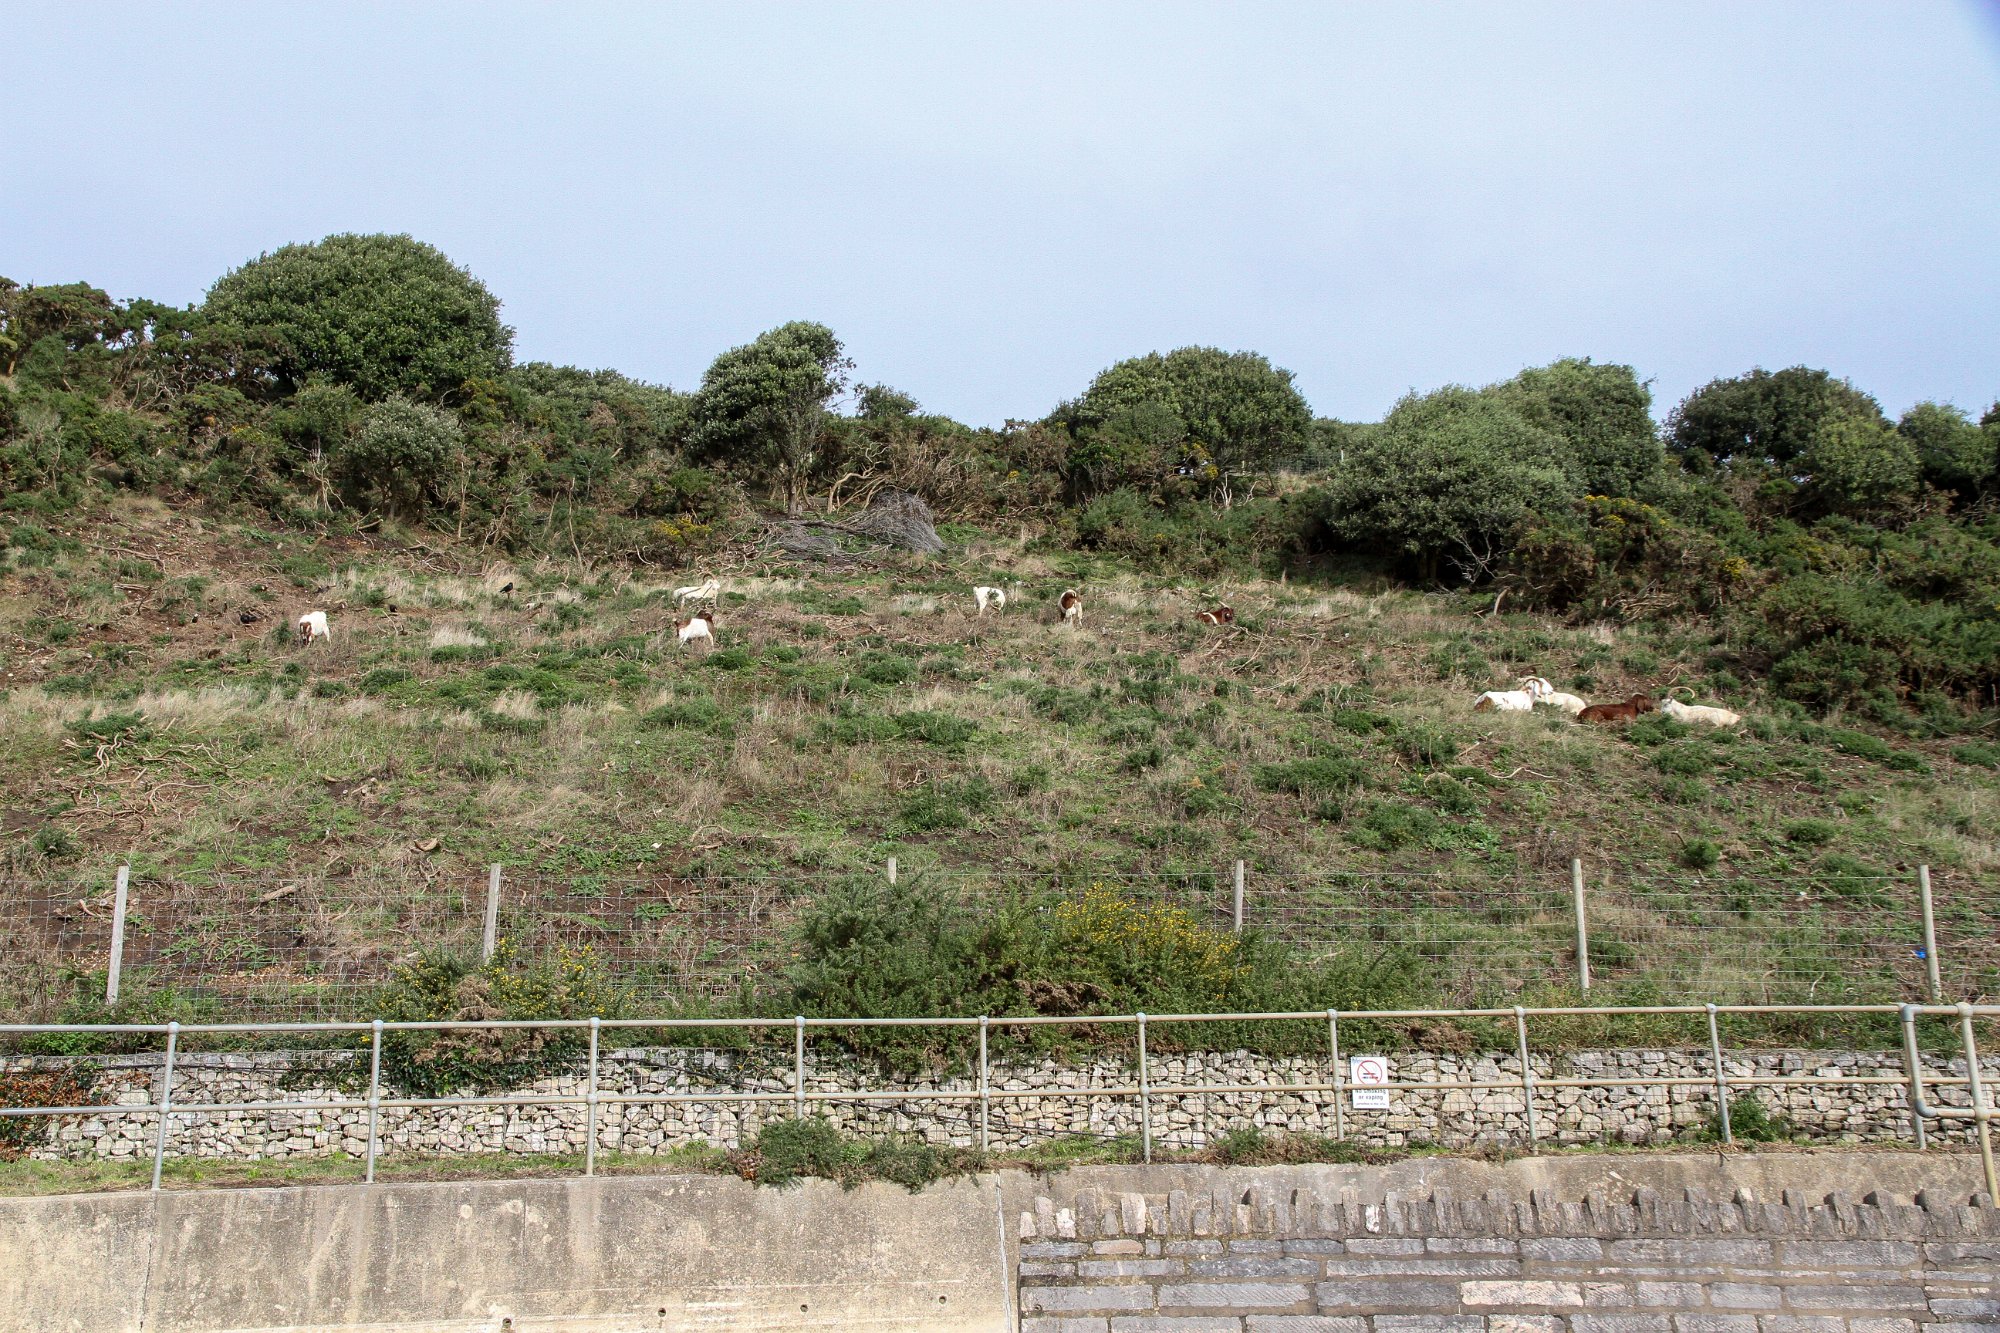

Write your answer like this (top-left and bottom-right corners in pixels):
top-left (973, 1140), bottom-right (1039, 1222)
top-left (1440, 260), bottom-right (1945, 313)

top-left (1473, 677), bottom-right (1553, 712)
top-left (1519, 677), bottom-right (1588, 715)
top-left (1659, 696), bottom-right (1741, 726)
top-left (1577, 693), bottom-right (1656, 724)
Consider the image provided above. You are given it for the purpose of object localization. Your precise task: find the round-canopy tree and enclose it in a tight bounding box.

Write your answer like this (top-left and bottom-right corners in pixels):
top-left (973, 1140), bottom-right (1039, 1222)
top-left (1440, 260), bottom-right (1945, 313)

top-left (1074, 346), bottom-right (1311, 503)
top-left (687, 321), bottom-right (851, 513)
top-left (1322, 386), bottom-right (1577, 582)
top-left (1486, 357), bottom-right (1661, 498)
top-left (1665, 366), bottom-right (1882, 470)
top-left (203, 234), bottom-right (513, 399)
top-left (1898, 401), bottom-right (1996, 504)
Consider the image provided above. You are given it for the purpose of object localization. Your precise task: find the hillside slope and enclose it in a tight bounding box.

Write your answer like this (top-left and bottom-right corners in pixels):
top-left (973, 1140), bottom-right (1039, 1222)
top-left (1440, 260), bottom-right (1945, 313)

top-left (2, 496), bottom-right (1996, 1021)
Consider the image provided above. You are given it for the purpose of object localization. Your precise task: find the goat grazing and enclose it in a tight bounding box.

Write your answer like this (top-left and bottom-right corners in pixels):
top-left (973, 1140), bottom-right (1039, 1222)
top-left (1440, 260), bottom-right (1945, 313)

top-left (1058, 589), bottom-right (1083, 628)
top-left (1196, 605), bottom-right (1236, 626)
top-left (1658, 696), bottom-right (1741, 727)
top-left (1473, 677), bottom-right (1553, 712)
top-left (675, 611), bottom-right (715, 650)
top-left (973, 585), bottom-right (1007, 615)
top-left (1576, 693), bottom-right (1656, 724)
top-left (673, 578), bottom-right (721, 605)
top-left (296, 610), bottom-right (331, 646)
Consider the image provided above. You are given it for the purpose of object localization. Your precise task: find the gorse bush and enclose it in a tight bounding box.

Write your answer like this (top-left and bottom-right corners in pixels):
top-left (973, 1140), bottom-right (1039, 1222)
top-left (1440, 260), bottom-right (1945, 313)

top-left (371, 942), bottom-right (625, 1097)
top-left (783, 879), bottom-right (1419, 1065)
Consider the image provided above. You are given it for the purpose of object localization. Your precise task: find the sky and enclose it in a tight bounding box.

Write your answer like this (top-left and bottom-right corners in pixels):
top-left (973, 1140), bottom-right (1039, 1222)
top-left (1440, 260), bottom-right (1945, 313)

top-left (5, 2), bottom-right (1999, 427)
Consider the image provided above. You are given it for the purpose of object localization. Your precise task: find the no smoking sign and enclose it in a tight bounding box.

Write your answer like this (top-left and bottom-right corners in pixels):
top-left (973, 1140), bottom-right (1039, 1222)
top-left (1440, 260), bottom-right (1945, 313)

top-left (1349, 1055), bottom-right (1392, 1109)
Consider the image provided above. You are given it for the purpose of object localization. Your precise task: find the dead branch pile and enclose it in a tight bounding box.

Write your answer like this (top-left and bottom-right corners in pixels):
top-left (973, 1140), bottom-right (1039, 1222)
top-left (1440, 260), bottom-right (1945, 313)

top-left (762, 488), bottom-right (944, 564)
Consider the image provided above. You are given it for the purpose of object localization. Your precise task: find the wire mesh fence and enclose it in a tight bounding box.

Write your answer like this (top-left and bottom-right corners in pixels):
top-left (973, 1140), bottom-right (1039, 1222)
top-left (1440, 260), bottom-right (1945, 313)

top-left (1, 861), bottom-right (1994, 1022)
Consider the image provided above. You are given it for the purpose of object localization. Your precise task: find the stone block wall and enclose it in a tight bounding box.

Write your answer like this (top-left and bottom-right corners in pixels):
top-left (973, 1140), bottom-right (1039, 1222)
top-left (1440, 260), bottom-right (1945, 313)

top-left (1015, 1182), bottom-right (2000, 1332)
top-left (3, 1044), bottom-right (1993, 1163)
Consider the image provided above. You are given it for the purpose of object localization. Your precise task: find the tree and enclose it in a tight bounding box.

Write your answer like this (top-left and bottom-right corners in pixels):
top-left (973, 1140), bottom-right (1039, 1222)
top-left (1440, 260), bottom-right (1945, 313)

top-left (335, 396), bottom-right (465, 517)
top-left (1798, 414), bottom-right (1921, 518)
top-left (0, 278), bottom-right (132, 376)
top-left (1073, 347), bottom-right (1311, 504)
top-left (202, 234), bottom-right (513, 399)
top-left (1898, 401), bottom-right (1995, 504)
top-left (1486, 357), bottom-right (1661, 497)
top-left (1321, 386), bottom-right (1576, 582)
top-left (1665, 366), bottom-right (1882, 470)
top-left (855, 383), bottom-right (919, 421)
top-left (687, 321), bottom-right (851, 513)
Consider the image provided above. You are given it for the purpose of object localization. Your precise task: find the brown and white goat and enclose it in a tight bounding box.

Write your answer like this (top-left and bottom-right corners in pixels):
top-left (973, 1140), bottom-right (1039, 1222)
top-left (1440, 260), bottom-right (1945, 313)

top-left (1196, 605), bottom-right (1235, 626)
top-left (675, 610), bottom-right (715, 649)
top-left (297, 610), bottom-right (331, 646)
top-left (1576, 693), bottom-right (1656, 724)
top-left (1057, 589), bottom-right (1083, 628)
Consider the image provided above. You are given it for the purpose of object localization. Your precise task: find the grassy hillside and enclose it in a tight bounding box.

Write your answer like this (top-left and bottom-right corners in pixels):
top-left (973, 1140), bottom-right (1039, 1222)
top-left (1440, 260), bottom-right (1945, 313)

top-left (3, 495), bottom-right (1996, 1025)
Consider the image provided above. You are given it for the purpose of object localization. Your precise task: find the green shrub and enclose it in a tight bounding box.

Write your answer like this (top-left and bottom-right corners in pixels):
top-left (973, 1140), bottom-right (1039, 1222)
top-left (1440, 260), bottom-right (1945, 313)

top-left (65, 711), bottom-right (149, 744)
top-left (641, 698), bottom-right (731, 735)
top-left (1951, 741), bottom-right (2000, 769)
top-left (1255, 755), bottom-right (1365, 798)
top-left (1782, 819), bottom-right (1839, 847)
top-left (1678, 838), bottom-right (1721, 871)
top-left (370, 942), bottom-right (625, 1097)
top-left (895, 777), bottom-right (995, 832)
top-left (854, 651), bottom-right (917, 686)
top-left (744, 1115), bottom-right (852, 1189)
top-left (892, 710), bottom-right (978, 750)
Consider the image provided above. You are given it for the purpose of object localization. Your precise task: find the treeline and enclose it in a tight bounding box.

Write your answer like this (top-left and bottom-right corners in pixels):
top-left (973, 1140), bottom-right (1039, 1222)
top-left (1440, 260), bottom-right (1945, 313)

top-left (3, 232), bottom-right (1998, 720)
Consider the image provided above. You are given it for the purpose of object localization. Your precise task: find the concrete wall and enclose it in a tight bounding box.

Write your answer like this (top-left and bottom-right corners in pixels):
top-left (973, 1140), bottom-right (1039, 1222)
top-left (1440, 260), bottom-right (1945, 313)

top-left (9, 1045), bottom-right (1995, 1165)
top-left (1015, 1168), bottom-right (2000, 1332)
top-left (0, 1172), bottom-right (1015, 1333)
top-left (0, 1154), bottom-right (1993, 1333)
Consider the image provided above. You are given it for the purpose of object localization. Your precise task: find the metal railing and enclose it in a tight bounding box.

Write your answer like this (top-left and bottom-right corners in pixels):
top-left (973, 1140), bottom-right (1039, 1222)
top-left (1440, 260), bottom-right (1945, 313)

top-left (3, 1001), bottom-right (1994, 1198)
top-left (5, 860), bottom-right (1994, 1021)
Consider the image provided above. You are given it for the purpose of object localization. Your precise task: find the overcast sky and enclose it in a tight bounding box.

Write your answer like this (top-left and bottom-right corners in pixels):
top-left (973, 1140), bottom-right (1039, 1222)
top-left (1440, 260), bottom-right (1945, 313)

top-left (6, 2), bottom-right (1998, 426)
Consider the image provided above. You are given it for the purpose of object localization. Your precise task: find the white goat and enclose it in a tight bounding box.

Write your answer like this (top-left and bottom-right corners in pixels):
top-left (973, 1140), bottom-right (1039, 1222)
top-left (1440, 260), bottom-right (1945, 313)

top-left (296, 610), bottom-right (331, 646)
top-left (1473, 677), bottom-right (1552, 713)
top-left (673, 578), bottom-right (721, 605)
top-left (973, 585), bottom-right (1007, 616)
top-left (1519, 678), bottom-right (1589, 715)
top-left (675, 611), bottom-right (715, 650)
top-left (1659, 696), bottom-right (1742, 727)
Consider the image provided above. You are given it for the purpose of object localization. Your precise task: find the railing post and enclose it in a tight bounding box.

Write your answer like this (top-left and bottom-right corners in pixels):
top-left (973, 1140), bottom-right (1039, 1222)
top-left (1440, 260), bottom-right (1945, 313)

top-left (1513, 1006), bottom-right (1538, 1145)
top-left (886, 856), bottom-right (897, 886)
top-left (976, 1016), bottom-right (991, 1154)
top-left (105, 865), bottom-right (131, 1006)
top-left (585, 1016), bottom-right (600, 1177)
top-left (1705, 1004), bottom-right (1732, 1146)
top-left (1328, 1009), bottom-right (1344, 1141)
top-left (1571, 858), bottom-right (1591, 992)
top-left (1136, 1013), bottom-right (1151, 1164)
top-left (151, 1021), bottom-right (179, 1192)
top-left (1919, 865), bottom-right (1943, 1002)
top-left (1900, 1004), bottom-right (1928, 1150)
top-left (365, 1018), bottom-right (383, 1182)
top-left (1956, 1002), bottom-right (1996, 1201)
top-left (794, 1016), bottom-right (806, 1120)
top-left (481, 864), bottom-right (502, 963)
top-left (1233, 860), bottom-right (1245, 934)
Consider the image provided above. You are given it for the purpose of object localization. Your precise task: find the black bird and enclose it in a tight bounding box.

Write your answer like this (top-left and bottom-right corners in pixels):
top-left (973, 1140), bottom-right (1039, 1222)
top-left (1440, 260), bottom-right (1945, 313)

top-left (501, 582), bottom-right (515, 595)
